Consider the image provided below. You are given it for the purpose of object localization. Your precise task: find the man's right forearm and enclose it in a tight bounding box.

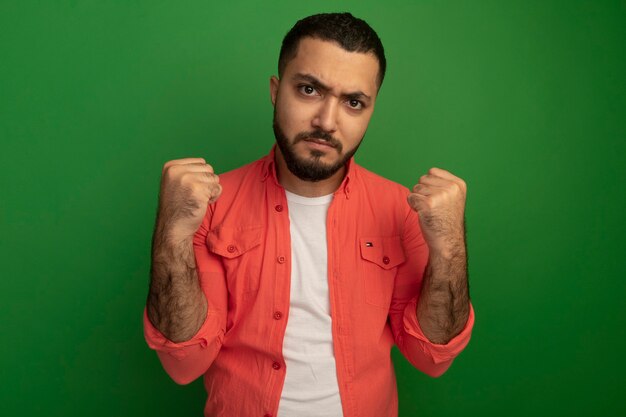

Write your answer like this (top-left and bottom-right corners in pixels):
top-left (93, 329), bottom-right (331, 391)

top-left (147, 226), bottom-right (207, 343)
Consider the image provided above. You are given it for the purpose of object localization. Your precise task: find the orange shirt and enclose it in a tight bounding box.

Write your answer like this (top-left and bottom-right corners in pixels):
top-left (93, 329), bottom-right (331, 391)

top-left (143, 146), bottom-right (475, 417)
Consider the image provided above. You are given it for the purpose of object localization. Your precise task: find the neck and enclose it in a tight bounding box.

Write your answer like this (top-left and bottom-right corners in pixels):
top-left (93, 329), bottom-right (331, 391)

top-left (274, 146), bottom-right (346, 197)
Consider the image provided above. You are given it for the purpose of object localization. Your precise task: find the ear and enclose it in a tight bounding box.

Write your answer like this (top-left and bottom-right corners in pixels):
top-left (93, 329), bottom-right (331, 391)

top-left (269, 76), bottom-right (280, 106)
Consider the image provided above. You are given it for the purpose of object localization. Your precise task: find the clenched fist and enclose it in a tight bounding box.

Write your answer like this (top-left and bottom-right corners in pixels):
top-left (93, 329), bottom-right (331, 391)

top-left (155, 157), bottom-right (222, 243)
top-left (407, 167), bottom-right (467, 257)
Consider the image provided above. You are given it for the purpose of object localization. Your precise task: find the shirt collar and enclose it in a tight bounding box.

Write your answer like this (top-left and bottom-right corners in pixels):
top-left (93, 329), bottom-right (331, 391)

top-left (261, 143), bottom-right (354, 199)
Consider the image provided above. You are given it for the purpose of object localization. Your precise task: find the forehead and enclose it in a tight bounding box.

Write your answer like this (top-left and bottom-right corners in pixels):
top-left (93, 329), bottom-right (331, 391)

top-left (283, 37), bottom-right (379, 98)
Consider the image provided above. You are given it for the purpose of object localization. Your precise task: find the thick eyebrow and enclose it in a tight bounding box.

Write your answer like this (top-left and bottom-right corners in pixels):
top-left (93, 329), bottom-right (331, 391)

top-left (291, 73), bottom-right (372, 103)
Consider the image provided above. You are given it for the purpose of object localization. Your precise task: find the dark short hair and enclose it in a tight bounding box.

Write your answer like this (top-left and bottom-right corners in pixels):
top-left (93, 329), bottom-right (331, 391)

top-left (278, 12), bottom-right (386, 88)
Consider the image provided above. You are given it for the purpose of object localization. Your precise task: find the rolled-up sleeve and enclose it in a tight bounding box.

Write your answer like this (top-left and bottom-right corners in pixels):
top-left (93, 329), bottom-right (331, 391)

top-left (402, 298), bottom-right (475, 365)
top-left (143, 205), bottom-right (227, 385)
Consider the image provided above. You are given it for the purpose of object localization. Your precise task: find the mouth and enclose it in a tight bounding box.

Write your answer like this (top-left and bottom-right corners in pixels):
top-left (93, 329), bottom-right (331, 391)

top-left (303, 138), bottom-right (336, 149)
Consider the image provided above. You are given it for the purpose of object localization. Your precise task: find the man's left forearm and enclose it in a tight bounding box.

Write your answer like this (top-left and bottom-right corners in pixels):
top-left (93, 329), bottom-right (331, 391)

top-left (416, 242), bottom-right (470, 345)
top-left (407, 167), bottom-right (471, 345)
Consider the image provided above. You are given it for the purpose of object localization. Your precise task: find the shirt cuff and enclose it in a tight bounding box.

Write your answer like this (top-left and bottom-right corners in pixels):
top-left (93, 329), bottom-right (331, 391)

top-left (143, 307), bottom-right (218, 359)
top-left (402, 297), bottom-right (475, 364)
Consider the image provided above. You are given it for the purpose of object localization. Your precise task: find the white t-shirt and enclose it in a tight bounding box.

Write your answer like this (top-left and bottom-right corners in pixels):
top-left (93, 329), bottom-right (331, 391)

top-left (277, 190), bottom-right (344, 417)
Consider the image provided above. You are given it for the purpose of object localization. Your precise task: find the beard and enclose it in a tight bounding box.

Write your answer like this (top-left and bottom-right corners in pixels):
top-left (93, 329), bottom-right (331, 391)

top-left (272, 109), bottom-right (363, 182)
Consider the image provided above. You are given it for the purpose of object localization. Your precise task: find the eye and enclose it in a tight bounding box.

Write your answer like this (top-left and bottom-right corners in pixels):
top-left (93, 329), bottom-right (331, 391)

top-left (347, 99), bottom-right (364, 110)
top-left (298, 84), bottom-right (318, 96)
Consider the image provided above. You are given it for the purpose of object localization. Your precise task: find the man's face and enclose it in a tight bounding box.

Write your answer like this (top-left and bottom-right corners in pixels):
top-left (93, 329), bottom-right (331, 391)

top-left (270, 37), bottom-right (380, 182)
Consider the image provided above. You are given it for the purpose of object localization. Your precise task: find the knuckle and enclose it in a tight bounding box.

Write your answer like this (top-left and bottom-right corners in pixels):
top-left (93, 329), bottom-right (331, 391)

top-left (167, 163), bottom-right (182, 174)
top-left (162, 161), bottom-right (174, 175)
top-left (179, 171), bottom-right (194, 185)
top-left (188, 181), bottom-right (202, 194)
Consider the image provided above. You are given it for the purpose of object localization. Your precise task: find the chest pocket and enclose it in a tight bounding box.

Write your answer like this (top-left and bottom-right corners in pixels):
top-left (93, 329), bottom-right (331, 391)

top-left (207, 224), bottom-right (263, 296)
top-left (359, 236), bottom-right (406, 308)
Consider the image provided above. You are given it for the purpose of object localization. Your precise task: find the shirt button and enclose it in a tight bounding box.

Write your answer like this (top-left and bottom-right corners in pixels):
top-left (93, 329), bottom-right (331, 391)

top-left (382, 256), bottom-right (390, 265)
top-left (274, 204), bottom-right (283, 212)
top-left (272, 362), bottom-right (281, 370)
top-left (277, 256), bottom-right (286, 264)
top-left (227, 245), bottom-right (236, 253)
top-left (273, 311), bottom-right (282, 320)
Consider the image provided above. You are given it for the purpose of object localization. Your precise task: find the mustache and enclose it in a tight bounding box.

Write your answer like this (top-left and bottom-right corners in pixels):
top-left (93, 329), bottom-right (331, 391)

top-left (294, 130), bottom-right (342, 151)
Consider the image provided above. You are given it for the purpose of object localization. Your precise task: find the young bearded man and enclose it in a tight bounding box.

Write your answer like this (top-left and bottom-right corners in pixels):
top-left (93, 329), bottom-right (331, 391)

top-left (144, 12), bottom-right (475, 417)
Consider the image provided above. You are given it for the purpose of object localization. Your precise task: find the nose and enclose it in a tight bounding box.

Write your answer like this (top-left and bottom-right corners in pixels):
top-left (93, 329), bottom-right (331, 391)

top-left (312, 98), bottom-right (338, 133)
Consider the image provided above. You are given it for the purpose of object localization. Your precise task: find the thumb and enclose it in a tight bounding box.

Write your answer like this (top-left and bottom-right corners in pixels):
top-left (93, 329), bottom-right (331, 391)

top-left (209, 183), bottom-right (223, 204)
top-left (407, 193), bottom-right (427, 213)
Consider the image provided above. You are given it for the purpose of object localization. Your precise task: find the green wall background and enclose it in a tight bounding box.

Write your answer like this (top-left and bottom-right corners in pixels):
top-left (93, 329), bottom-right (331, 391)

top-left (2, 1), bottom-right (624, 416)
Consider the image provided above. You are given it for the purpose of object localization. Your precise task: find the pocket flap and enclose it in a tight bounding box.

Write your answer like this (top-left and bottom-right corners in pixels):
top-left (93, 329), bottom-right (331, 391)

top-left (207, 224), bottom-right (262, 258)
top-left (359, 236), bottom-right (406, 269)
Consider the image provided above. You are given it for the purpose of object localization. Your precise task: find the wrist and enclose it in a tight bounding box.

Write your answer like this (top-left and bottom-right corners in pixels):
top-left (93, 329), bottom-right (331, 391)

top-left (165, 229), bottom-right (194, 247)
top-left (154, 220), bottom-right (194, 246)
top-left (428, 240), bottom-right (465, 260)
